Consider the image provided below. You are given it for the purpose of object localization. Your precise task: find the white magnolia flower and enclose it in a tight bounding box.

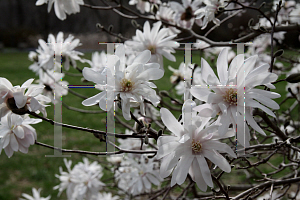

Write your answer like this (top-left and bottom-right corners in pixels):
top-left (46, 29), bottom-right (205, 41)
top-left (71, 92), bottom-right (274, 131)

top-left (156, 99), bottom-right (236, 191)
top-left (0, 78), bottom-right (51, 119)
top-left (82, 45), bottom-right (163, 120)
top-left (36, 0), bottom-right (84, 20)
top-left (116, 155), bottom-right (162, 195)
top-left (156, 4), bottom-right (181, 35)
top-left (88, 51), bottom-right (107, 70)
top-left (91, 192), bottom-right (119, 200)
top-left (195, 0), bottom-right (224, 29)
top-left (0, 113), bottom-right (42, 158)
top-left (19, 188), bottom-right (51, 200)
top-left (30, 32), bottom-right (84, 73)
top-left (33, 70), bottom-right (68, 103)
top-left (289, 3), bottom-right (300, 24)
top-left (169, 0), bottom-right (203, 29)
top-left (190, 48), bottom-right (281, 146)
top-left (54, 158), bottom-right (105, 200)
top-left (125, 21), bottom-right (179, 70)
top-left (129, 0), bottom-right (161, 14)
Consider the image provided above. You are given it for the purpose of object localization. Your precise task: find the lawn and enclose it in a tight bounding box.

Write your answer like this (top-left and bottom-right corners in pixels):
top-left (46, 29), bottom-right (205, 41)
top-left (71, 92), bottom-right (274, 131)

top-left (0, 48), bottom-right (296, 199)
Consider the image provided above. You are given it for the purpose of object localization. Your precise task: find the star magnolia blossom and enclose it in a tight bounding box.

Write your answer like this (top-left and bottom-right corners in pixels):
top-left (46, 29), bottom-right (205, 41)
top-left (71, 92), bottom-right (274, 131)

top-left (20, 188), bottom-right (51, 200)
top-left (0, 78), bottom-right (51, 119)
top-left (125, 21), bottom-right (179, 70)
top-left (156, 100), bottom-right (236, 191)
top-left (190, 48), bottom-right (281, 147)
top-left (30, 32), bottom-right (84, 73)
top-left (129, 0), bottom-right (161, 14)
top-left (0, 113), bottom-right (42, 158)
top-left (33, 70), bottom-right (68, 103)
top-left (54, 158), bottom-right (105, 200)
top-left (169, 0), bottom-right (203, 29)
top-left (195, 0), bottom-right (224, 29)
top-left (82, 46), bottom-right (163, 120)
top-left (115, 155), bottom-right (162, 195)
top-left (36, 0), bottom-right (84, 20)
top-left (155, 4), bottom-right (181, 35)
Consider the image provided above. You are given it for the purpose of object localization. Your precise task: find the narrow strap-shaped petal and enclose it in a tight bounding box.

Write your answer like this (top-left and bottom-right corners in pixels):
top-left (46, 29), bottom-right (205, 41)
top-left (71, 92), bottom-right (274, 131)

top-left (175, 155), bottom-right (194, 185)
top-left (197, 155), bottom-right (213, 187)
top-left (160, 108), bottom-right (184, 137)
top-left (192, 159), bottom-right (207, 191)
top-left (203, 150), bottom-right (231, 172)
top-left (217, 48), bottom-right (229, 84)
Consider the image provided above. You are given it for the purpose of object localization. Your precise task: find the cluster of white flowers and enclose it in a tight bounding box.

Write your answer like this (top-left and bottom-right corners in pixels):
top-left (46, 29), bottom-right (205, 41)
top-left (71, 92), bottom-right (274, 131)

top-left (54, 158), bottom-right (106, 200)
top-left (115, 155), bottom-right (162, 195)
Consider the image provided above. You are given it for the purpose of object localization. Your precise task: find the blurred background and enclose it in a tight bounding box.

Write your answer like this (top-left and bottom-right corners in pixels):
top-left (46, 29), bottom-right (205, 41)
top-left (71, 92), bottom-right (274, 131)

top-left (0, 0), bottom-right (299, 51)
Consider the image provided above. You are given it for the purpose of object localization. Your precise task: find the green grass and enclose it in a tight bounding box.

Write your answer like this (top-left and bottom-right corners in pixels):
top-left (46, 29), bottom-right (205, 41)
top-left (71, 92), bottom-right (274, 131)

top-left (0, 49), bottom-right (298, 199)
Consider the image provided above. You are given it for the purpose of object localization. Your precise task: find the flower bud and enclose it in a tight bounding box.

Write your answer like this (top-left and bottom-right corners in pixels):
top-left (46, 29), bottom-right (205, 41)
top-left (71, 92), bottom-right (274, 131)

top-left (286, 73), bottom-right (300, 83)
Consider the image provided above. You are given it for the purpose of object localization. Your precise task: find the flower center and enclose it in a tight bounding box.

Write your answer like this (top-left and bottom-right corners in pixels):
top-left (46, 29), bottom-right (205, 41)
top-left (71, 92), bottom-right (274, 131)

top-left (148, 45), bottom-right (156, 54)
top-left (191, 139), bottom-right (202, 153)
top-left (181, 6), bottom-right (194, 21)
top-left (120, 78), bottom-right (134, 92)
top-left (223, 88), bottom-right (237, 105)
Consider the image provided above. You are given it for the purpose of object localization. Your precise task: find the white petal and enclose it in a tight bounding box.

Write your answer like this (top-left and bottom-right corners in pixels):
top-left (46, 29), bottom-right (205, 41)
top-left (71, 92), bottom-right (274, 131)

top-left (228, 54), bottom-right (244, 81)
top-left (13, 126), bottom-right (25, 139)
top-left (54, 1), bottom-right (66, 20)
top-left (203, 140), bottom-right (236, 158)
top-left (82, 67), bottom-right (106, 84)
top-left (217, 48), bottom-right (229, 84)
top-left (156, 141), bottom-right (180, 159)
top-left (21, 79), bottom-right (34, 89)
top-left (157, 136), bottom-right (178, 147)
top-left (175, 156), bottom-right (194, 185)
top-left (136, 68), bottom-right (164, 80)
top-left (4, 145), bottom-right (14, 158)
top-left (193, 104), bottom-right (214, 117)
top-left (192, 159), bottom-right (207, 191)
top-left (146, 173), bottom-right (160, 186)
top-left (197, 156), bottom-right (213, 187)
top-left (203, 150), bottom-right (231, 172)
top-left (246, 99), bottom-right (276, 117)
top-left (142, 176), bottom-right (151, 190)
top-left (82, 92), bottom-right (105, 106)
top-left (10, 134), bottom-right (19, 151)
top-left (245, 110), bottom-right (265, 135)
top-left (159, 153), bottom-right (175, 178)
top-left (13, 92), bottom-right (27, 108)
top-left (201, 58), bottom-right (220, 84)
top-left (160, 108), bottom-right (184, 137)
top-left (246, 92), bottom-right (279, 109)
top-left (133, 50), bottom-right (151, 64)
top-left (29, 97), bottom-right (41, 112)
